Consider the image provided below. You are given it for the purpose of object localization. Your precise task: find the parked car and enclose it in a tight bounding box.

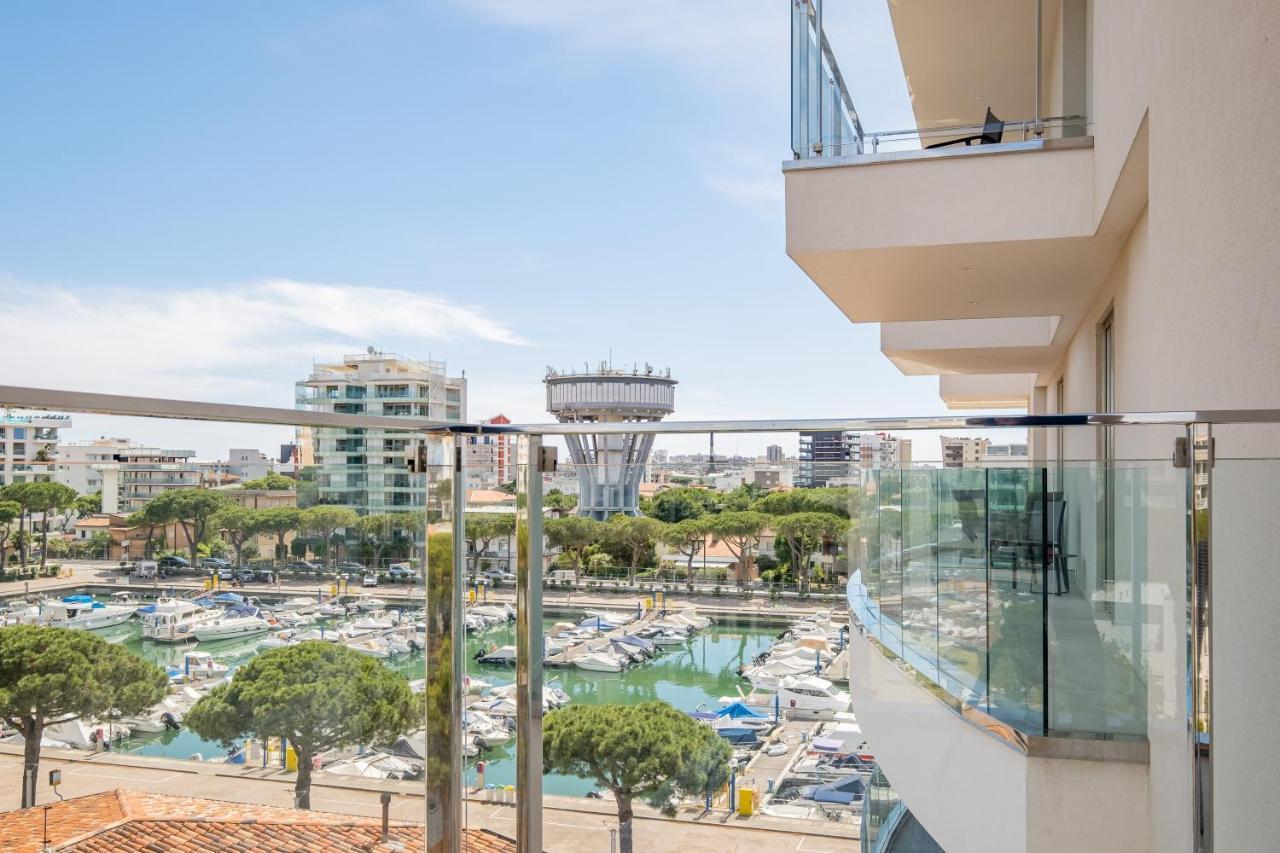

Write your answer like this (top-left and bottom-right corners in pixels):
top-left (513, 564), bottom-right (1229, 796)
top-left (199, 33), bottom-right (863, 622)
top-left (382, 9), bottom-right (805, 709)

top-left (337, 561), bottom-right (366, 573)
top-left (485, 570), bottom-right (517, 586)
top-left (202, 557), bottom-right (232, 572)
top-left (362, 574), bottom-right (379, 588)
top-left (283, 560), bottom-right (319, 572)
top-left (387, 564), bottom-right (418, 582)
top-left (234, 568), bottom-right (256, 584)
top-left (159, 555), bottom-right (190, 570)
top-left (253, 569), bottom-right (276, 584)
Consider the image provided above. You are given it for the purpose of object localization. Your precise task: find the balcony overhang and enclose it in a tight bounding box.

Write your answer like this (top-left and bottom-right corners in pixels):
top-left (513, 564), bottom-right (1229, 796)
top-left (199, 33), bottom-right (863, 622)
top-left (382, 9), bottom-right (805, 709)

top-left (784, 138), bottom-right (1122, 326)
top-left (938, 373), bottom-right (1034, 410)
top-left (880, 316), bottom-right (1061, 376)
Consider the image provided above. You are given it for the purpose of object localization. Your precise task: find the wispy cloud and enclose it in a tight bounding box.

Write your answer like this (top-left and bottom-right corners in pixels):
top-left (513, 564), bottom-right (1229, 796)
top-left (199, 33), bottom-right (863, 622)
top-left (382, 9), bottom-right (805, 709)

top-left (0, 277), bottom-right (529, 403)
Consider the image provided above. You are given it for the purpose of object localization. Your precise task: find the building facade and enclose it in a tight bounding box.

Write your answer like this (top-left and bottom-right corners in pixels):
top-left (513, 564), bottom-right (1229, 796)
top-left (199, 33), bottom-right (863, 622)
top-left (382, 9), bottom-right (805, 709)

top-left (858, 433), bottom-right (911, 469)
top-left (798, 430), bottom-right (857, 487)
top-left (462, 414), bottom-right (514, 490)
top-left (0, 414), bottom-right (69, 486)
top-left (786, 2), bottom-right (1280, 851)
top-left (296, 350), bottom-right (467, 514)
top-left (54, 437), bottom-right (129, 494)
top-left (765, 444), bottom-right (785, 463)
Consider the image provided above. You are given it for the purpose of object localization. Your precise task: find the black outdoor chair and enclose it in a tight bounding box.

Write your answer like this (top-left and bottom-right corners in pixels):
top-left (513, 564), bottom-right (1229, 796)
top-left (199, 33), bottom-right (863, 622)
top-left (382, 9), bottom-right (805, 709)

top-left (925, 107), bottom-right (1005, 149)
top-left (997, 491), bottom-right (1076, 595)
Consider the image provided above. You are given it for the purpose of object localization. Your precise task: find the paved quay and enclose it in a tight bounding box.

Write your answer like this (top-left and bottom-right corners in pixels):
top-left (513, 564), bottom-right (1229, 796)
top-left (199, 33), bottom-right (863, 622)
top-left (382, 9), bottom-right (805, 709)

top-left (0, 747), bottom-right (858, 853)
top-left (0, 561), bottom-right (848, 626)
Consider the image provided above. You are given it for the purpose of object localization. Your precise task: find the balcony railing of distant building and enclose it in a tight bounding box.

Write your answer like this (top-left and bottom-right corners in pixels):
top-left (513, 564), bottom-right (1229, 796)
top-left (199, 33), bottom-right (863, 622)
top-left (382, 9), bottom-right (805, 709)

top-left (790, 0), bottom-right (1087, 161)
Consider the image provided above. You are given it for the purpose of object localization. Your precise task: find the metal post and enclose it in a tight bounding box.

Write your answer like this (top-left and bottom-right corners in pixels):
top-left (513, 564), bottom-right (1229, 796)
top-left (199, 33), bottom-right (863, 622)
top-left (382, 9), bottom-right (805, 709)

top-left (516, 435), bottom-right (547, 853)
top-left (1034, 0), bottom-right (1044, 134)
top-left (1187, 423), bottom-right (1213, 852)
top-left (423, 435), bottom-right (463, 853)
top-left (813, 0), bottom-right (823, 154)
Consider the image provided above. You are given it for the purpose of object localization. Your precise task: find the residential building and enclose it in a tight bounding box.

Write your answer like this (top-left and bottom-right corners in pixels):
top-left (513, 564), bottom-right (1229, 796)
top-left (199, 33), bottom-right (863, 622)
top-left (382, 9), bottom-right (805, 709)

top-left (744, 462), bottom-right (795, 490)
top-left (0, 413), bottom-right (69, 486)
top-left (798, 430), bottom-right (857, 487)
top-left (227, 448), bottom-right (273, 481)
top-left (295, 350), bottom-right (467, 514)
top-left (54, 437), bottom-right (131, 494)
top-left (786, 2), bottom-right (1280, 851)
top-left (463, 414), bottom-right (514, 490)
top-left (939, 435), bottom-right (990, 469)
top-left (104, 447), bottom-right (200, 513)
top-left (983, 441), bottom-right (1030, 467)
top-left (765, 444), bottom-right (784, 463)
top-left (858, 433), bottom-right (912, 469)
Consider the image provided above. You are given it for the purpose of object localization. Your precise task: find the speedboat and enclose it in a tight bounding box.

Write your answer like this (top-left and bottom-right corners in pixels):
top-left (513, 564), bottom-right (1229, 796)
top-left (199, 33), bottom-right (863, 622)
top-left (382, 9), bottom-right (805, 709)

top-left (192, 613), bottom-right (271, 642)
top-left (141, 598), bottom-right (220, 643)
top-left (39, 595), bottom-right (135, 631)
top-left (574, 651), bottom-right (626, 673)
top-left (273, 596), bottom-right (319, 612)
top-left (352, 594), bottom-right (386, 612)
top-left (475, 645), bottom-right (518, 667)
top-left (645, 629), bottom-right (690, 647)
top-left (260, 628), bottom-right (299, 649)
top-left (346, 638), bottom-right (392, 659)
top-left (315, 602), bottom-right (347, 618)
top-left (175, 651), bottom-right (230, 679)
top-left (465, 712), bottom-right (512, 748)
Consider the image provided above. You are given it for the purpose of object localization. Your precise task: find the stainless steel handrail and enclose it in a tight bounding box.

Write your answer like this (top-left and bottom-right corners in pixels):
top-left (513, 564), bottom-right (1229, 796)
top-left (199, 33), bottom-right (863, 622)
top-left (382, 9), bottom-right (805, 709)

top-left (4, 385), bottom-right (1280, 433)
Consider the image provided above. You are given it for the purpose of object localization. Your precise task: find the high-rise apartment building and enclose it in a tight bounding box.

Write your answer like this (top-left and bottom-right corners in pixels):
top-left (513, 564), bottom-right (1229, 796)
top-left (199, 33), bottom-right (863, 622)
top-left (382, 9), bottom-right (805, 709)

top-left (296, 350), bottom-right (467, 513)
top-left (797, 430), bottom-right (856, 487)
top-left (109, 447), bottom-right (200, 513)
top-left (0, 414), bottom-right (69, 486)
top-left (765, 444), bottom-right (784, 463)
top-left (787, 2), bottom-right (1280, 850)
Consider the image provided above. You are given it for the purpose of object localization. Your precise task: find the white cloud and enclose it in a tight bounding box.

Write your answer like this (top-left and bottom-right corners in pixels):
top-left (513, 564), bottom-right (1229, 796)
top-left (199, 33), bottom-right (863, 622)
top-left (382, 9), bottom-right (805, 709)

top-left (0, 277), bottom-right (529, 404)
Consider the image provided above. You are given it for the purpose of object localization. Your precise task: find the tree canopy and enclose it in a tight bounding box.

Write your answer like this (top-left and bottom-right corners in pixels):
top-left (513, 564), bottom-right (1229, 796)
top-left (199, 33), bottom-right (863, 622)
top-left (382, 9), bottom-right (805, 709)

top-left (704, 510), bottom-right (770, 580)
top-left (659, 517), bottom-right (708, 584)
top-left (753, 487), bottom-right (852, 519)
top-left (4, 481), bottom-right (79, 569)
top-left (463, 513), bottom-right (516, 572)
top-left (299, 505), bottom-right (359, 566)
top-left (257, 506), bottom-right (303, 561)
top-left (146, 489), bottom-right (235, 566)
top-left (185, 642), bottom-right (417, 809)
top-left (543, 702), bottom-right (732, 853)
top-left (545, 516), bottom-right (604, 575)
top-left (643, 487), bottom-right (719, 523)
top-left (0, 625), bottom-right (167, 807)
top-left (607, 515), bottom-right (664, 580)
top-left (773, 511), bottom-right (850, 587)
top-left (240, 472), bottom-right (297, 491)
top-left (212, 505), bottom-right (268, 567)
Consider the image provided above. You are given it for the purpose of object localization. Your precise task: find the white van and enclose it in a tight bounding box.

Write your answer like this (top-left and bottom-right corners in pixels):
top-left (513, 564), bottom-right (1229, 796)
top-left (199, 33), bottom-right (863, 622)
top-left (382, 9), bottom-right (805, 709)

top-left (134, 560), bottom-right (158, 580)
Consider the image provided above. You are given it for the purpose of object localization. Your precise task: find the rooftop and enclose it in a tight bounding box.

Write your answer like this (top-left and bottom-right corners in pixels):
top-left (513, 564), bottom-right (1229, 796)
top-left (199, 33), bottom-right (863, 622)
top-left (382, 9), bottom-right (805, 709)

top-left (0, 789), bottom-right (516, 853)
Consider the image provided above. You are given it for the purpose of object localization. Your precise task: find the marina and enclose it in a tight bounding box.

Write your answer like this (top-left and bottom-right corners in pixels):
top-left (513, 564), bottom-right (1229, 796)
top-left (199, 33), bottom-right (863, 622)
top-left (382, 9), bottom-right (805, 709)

top-left (0, 586), bottom-right (857, 803)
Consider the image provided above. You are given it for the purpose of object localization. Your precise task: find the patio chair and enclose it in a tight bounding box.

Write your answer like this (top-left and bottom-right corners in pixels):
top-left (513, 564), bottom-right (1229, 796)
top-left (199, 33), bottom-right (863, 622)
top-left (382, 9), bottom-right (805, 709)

top-left (924, 107), bottom-right (1005, 149)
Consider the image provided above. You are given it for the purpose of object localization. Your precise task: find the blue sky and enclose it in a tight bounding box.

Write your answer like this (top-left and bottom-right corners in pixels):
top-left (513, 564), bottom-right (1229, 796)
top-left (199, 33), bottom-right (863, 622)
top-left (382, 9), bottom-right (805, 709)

top-left (0, 1), bottom-right (1003, 460)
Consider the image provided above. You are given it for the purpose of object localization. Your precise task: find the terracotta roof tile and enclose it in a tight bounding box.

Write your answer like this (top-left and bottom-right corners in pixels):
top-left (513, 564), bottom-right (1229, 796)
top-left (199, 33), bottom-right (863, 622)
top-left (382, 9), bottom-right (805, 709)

top-left (0, 790), bottom-right (517, 853)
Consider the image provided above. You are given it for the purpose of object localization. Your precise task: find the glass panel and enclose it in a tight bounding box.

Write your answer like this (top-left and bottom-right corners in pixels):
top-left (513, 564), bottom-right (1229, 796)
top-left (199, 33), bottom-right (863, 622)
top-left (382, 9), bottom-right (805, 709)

top-left (936, 467), bottom-right (989, 708)
top-left (899, 468), bottom-right (938, 675)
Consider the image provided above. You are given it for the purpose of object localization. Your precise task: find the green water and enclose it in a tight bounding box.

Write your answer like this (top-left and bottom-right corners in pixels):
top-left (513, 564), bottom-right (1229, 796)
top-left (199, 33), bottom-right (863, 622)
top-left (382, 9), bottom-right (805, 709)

top-left (98, 603), bottom-right (778, 796)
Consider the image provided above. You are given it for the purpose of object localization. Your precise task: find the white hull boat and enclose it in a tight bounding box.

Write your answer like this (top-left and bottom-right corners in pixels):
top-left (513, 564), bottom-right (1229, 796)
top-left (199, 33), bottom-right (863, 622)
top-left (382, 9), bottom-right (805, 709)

top-left (574, 651), bottom-right (626, 673)
top-left (192, 615), bottom-right (271, 642)
top-left (40, 596), bottom-right (134, 631)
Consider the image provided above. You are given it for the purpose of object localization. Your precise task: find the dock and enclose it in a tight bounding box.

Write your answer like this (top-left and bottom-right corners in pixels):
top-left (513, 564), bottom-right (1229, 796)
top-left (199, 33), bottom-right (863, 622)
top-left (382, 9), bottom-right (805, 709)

top-left (738, 717), bottom-right (822, 806)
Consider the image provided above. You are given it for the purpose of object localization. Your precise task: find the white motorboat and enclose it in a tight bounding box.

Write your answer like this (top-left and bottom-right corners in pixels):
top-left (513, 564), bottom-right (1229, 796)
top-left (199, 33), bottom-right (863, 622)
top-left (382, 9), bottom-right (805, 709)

top-left (776, 676), bottom-right (852, 716)
top-left (273, 596), bottom-right (319, 612)
top-left (315, 602), bottom-right (347, 618)
top-left (475, 645), bottom-right (518, 666)
top-left (295, 628), bottom-right (340, 643)
top-left (352, 594), bottom-right (386, 611)
top-left (176, 651), bottom-right (230, 680)
top-left (466, 711), bottom-right (512, 748)
top-left (40, 595), bottom-right (135, 631)
top-left (574, 651), bottom-right (626, 673)
top-left (260, 628), bottom-right (299, 649)
top-left (192, 614), bottom-right (271, 642)
top-left (271, 611), bottom-right (313, 628)
top-left (471, 603), bottom-right (515, 622)
top-left (648, 629), bottom-right (690, 647)
top-left (141, 598), bottom-right (221, 643)
top-left (346, 638), bottom-right (392, 659)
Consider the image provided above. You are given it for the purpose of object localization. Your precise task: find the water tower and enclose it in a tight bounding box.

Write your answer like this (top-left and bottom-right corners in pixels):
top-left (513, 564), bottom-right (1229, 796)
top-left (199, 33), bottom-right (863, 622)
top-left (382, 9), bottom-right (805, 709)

top-left (545, 362), bottom-right (677, 519)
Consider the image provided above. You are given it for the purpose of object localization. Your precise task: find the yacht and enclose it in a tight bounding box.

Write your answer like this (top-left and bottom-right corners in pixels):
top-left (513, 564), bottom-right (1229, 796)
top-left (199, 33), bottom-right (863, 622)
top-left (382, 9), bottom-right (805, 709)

top-left (39, 595), bottom-right (134, 631)
top-left (775, 676), bottom-right (853, 718)
top-left (192, 613), bottom-right (271, 642)
top-left (141, 598), bottom-right (220, 643)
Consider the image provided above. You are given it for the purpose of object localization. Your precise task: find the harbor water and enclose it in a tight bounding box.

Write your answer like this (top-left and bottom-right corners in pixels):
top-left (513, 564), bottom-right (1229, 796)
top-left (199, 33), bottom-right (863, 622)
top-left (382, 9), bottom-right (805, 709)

top-left (96, 603), bottom-right (778, 796)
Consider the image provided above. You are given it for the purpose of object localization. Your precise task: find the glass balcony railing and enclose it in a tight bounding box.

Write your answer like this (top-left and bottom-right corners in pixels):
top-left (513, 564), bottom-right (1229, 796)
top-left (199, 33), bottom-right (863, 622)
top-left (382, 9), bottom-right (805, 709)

top-left (790, 0), bottom-right (1089, 160)
top-left (848, 460), bottom-right (1179, 740)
